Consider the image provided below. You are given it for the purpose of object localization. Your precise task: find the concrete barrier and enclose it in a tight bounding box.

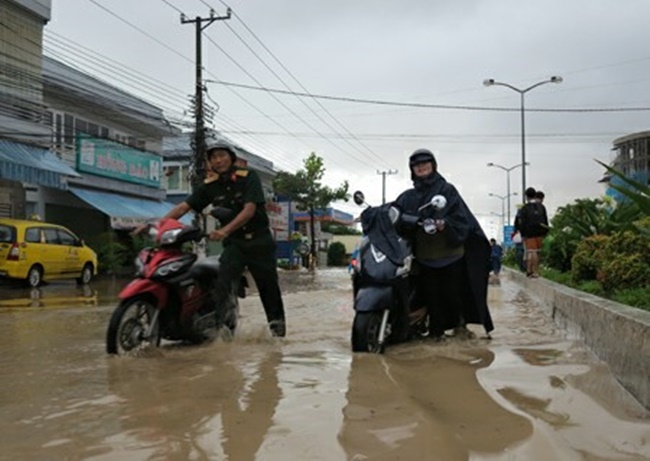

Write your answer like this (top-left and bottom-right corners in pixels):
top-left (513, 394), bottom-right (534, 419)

top-left (504, 267), bottom-right (650, 410)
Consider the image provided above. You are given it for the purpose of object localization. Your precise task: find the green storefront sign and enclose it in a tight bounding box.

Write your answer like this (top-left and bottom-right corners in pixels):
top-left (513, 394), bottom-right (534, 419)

top-left (76, 136), bottom-right (162, 187)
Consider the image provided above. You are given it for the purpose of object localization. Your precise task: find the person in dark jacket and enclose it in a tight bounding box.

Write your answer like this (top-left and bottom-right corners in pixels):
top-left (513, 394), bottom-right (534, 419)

top-left (394, 149), bottom-right (494, 339)
top-left (514, 187), bottom-right (549, 278)
top-left (490, 238), bottom-right (503, 277)
top-left (134, 142), bottom-right (286, 337)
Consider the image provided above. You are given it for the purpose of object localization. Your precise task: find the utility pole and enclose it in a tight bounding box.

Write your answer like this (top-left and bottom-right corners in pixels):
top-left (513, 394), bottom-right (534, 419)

top-left (377, 169), bottom-right (398, 204)
top-left (181, 8), bottom-right (231, 189)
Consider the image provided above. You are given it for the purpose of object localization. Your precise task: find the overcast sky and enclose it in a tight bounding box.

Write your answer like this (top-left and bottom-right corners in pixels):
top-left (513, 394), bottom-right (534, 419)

top-left (46, 0), bottom-right (650, 238)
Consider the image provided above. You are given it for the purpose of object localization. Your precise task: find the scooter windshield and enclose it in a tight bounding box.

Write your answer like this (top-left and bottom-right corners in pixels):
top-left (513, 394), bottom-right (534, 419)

top-left (360, 204), bottom-right (410, 267)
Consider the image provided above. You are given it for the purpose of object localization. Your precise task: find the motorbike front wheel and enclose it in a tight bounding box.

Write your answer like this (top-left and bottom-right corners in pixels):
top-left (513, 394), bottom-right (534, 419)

top-left (106, 297), bottom-right (161, 355)
top-left (351, 311), bottom-right (385, 354)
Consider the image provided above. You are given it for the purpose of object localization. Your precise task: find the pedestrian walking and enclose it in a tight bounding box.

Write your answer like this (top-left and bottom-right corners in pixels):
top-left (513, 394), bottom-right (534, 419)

top-left (514, 187), bottom-right (549, 278)
top-left (489, 238), bottom-right (503, 277)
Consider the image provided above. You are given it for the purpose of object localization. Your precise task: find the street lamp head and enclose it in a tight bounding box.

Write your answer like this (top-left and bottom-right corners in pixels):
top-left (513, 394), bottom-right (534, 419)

top-left (487, 162), bottom-right (494, 166)
top-left (550, 76), bottom-right (563, 84)
top-left (483, 78), bottom-right (495, 87)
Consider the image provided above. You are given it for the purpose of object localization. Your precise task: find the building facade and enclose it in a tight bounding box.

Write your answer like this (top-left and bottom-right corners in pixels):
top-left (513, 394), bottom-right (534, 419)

top-left (1, 0), bottom-right (182, 246)
top-left (38, 56), bottom-right (180, 241)
top-left (604, 131), bottom-right (650, 201)
top-left (0, 0), bottom-right (80, 219)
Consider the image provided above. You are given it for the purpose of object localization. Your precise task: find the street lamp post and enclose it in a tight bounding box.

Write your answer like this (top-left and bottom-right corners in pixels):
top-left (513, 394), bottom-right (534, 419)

top-left (487, 162), bottom-right (529, 224)
top-left (489, 211), bottom-right (504, 238)
top-left (483, 76), bottom-right (563, 203)
top-left (489, 192), bottom-right (518, 241)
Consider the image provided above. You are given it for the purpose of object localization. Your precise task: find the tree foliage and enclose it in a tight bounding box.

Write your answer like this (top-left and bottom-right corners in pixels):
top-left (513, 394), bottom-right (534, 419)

top-left (273, 152), bottom-right (349, 269)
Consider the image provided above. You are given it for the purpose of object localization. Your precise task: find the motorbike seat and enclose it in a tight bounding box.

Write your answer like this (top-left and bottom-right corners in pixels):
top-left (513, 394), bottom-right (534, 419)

top-left (190, 255), bottom-right (221, 280)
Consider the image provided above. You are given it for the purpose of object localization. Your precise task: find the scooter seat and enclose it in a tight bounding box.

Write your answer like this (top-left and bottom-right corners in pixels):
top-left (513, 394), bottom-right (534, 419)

top-left (190, 255), bottom-right (221, 280)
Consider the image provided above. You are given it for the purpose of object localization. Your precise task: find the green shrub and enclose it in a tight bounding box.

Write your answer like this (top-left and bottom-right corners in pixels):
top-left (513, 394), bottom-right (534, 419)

top-left (541, 266), bottom-right (575, 287)
top-left (600, 254), bottom-right (650, 292)
top-left (277, 259), bottom-right (300, 270)
top-left (576, 280), bottom-right (605, 297)
top-left (327, 241), bottom-right (347, 266)
top-left (612, 288), bottom-right (650, 311)
top-left (571, 234), bottom-right (610, 282)
top-left (90, 232), bottom-right (131, 275)
top-left (502, 247), bottom-right (517, 268)
top-left (597, 232), bottom-right (650, 291)
top-left (543, 231), bottom-right (578, 273)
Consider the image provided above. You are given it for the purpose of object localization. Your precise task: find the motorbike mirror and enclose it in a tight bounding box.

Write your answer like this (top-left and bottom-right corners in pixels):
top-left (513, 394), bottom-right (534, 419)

top-left (353, 191), bottom-right (365, 206)
top-left (430, 195), bottom-right (447, 210)
top-left (417, 194), bottom-right (447, 212)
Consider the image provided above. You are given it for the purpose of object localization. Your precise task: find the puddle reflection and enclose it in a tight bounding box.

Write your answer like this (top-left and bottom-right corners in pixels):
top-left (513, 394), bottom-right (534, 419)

top-left (102, 349), bottom-right (282, 461)
top-left (0, 284), bottom-right (98, 308)
top-left (339, 349), bottom-right (533, 460)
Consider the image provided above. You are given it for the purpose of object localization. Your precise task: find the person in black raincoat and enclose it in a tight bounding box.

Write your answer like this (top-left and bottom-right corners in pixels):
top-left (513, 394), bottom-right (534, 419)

top-left (394, 149), bottom-right (494, 338)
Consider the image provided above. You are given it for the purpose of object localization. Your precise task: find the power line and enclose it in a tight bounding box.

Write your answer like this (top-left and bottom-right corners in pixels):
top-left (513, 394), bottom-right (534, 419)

top-left (77, 0), bottom-right (306, 170)
top-left (214, 8), bottom-right (387, 167)
top-left (189, 2), bottom-right (387, 170)
top-left (201, 32), bottom-right (381, 170)
top-left (219, 0), bottom-right (386, 160)
top-left (207, 80), bottom-right (650, 113)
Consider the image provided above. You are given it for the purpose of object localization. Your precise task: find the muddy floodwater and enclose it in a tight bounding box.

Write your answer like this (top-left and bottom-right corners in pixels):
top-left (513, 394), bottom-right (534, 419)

top-left (0, 269), bottom-right (649, 460)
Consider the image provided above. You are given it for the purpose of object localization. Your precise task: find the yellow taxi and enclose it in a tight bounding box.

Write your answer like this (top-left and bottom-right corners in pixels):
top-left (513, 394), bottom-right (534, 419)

top-left (0, 218), bottom-right (98, 287)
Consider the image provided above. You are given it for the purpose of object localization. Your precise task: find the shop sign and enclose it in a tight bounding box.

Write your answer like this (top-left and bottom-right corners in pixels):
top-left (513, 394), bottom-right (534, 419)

top-left (76, 136), bottom-right (162, 187)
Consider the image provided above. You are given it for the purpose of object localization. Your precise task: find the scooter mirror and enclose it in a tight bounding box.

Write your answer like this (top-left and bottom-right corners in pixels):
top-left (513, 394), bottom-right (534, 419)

top-left (430, 195), bottom-right (447, 210)
top-left (353, 191), bottom-right (365, 206)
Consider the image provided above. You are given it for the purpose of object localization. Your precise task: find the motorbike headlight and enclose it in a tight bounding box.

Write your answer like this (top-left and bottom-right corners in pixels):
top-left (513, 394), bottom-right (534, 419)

top-left (153, 260), bottom-right (185, 278)
top-left (160, 228), bottom-right (182, 245)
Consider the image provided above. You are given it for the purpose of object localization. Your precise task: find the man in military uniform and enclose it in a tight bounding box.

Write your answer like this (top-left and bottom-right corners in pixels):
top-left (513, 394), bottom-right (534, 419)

top-left (155, 142), bottom-right (286, 337)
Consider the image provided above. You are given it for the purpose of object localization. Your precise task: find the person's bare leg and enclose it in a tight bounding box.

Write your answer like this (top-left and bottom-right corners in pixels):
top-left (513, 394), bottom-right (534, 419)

top-left (530, 251), bottom-right (540, 276)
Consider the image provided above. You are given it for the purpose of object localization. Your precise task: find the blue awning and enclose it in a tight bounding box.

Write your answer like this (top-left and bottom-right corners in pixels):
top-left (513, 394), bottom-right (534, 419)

top-left (69, 187), bottom-right (192, 229)
top-left (0, 139), bottom-right (80, 190)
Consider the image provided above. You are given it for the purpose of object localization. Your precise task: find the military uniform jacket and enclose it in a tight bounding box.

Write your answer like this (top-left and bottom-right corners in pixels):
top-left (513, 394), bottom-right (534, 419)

top-left (185, 168), bottom-right (269, 238)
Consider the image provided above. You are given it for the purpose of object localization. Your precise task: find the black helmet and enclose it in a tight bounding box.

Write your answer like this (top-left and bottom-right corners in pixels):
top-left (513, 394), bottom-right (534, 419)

top-left (205, 140), bottom-right (237, 163)
top-left (409, 149), bottom-right (436, 170)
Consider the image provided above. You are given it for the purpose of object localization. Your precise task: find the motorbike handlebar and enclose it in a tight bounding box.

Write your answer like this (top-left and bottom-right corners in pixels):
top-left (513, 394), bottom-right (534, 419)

top-left (399, 212), bottom-right (443, 235)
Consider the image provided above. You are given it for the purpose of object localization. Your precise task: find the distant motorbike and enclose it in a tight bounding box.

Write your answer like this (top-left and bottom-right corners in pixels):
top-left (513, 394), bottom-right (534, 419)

top-left (106, 209), bottom-right (246, 355)
top-left (350, 190), bottom-right (447, 353)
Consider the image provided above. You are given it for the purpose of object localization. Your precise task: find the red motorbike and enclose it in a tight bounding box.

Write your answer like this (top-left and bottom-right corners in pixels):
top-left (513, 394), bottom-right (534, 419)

top-left (106, 216), bottom-right (245, 355)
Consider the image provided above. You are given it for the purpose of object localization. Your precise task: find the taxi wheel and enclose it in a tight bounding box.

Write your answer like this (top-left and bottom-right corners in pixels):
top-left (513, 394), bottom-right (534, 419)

top-left (77, 263), bottom-right (94, 285)
top-left (26, 265), bottom-right (43, 288)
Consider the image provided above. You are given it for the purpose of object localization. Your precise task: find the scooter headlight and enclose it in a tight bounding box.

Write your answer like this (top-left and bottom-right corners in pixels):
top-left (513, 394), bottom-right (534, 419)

top-left (153, 259), bottom-right (185, 278)
top-left (160, 228), bottom-right (183, 245)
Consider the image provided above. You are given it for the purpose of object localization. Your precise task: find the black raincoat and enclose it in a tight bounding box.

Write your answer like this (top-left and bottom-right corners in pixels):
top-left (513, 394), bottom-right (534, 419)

top-left (394, 172), bottom-right (494, 334)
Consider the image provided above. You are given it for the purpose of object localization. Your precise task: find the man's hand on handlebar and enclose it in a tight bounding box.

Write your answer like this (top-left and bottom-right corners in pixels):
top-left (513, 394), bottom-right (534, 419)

top-left (209, 228), bottom-right (230, 241)
top-left (131, 223), bottom-right (150, 236)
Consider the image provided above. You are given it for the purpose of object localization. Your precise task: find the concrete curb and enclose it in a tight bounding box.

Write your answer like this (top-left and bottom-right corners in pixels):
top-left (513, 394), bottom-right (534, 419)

top-left (503, 267), bottom-right (650, 410)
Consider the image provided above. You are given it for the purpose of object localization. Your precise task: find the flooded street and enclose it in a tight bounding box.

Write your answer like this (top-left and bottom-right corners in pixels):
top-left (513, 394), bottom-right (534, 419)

top-left (0, 269), bottom-right (649, 460)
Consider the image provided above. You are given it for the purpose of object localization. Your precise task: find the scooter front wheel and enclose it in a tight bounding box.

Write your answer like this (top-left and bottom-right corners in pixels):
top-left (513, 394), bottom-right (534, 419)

top-left (351, 311), bottom-right (385, 354)
top-left (106, 297), bottom-right (161, 355)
